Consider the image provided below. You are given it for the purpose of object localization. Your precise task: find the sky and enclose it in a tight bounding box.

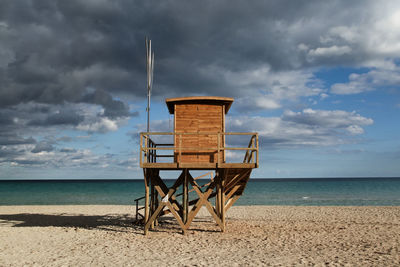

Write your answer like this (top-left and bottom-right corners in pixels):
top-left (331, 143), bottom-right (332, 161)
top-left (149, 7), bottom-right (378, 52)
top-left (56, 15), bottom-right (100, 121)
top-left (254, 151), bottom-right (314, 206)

top-left (0, 0), bottom-right (400, 179)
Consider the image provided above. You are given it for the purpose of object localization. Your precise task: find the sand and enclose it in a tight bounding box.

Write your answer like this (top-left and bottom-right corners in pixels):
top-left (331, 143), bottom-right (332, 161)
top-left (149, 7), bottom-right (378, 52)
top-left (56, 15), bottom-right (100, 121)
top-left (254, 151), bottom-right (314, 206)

top-left (0, 205), bottom-right (399, 266)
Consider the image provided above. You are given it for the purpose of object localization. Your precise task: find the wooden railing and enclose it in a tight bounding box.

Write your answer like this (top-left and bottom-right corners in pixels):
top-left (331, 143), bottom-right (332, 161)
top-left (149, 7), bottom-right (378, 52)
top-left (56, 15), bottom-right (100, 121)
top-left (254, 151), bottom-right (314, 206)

top-left (139, 132), bottom-right (259, 167)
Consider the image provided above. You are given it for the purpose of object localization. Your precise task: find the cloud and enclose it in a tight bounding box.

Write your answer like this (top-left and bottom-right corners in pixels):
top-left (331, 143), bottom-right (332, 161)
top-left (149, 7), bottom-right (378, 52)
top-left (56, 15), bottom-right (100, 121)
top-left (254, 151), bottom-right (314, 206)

top-left (132, 107), bottom-right (373, 149)
top-left (0, 102), bottom-right (127, 142)
top-left (228, 108), bottom-right (373, 148)
top-left (31, 141), bottom-right (54, 153)
top-left (0, 142), bottom-right (134, 170)
top-left (28, 108), bottom-right (84, 126)
top-left (308, 45), bottom-right (352, 58)
top-left (231, 68), bottom-right (323, 111)
top-left (1, 0), bottom-right (398, 113)
top-left (331, 62), bottom-right (400, 94)
top-left (2, 0), bottom-right (398, 108)
top-left (282, 109), bottom-right (373, 129)
top-left (0, 135), bottom-right (35, 146)
top-left (298, 1), bottom-right (400, 67)
top-left (60, 147), bottom-right (78, 153)
top-left (131, 119), bottom-right (175, 144)
top-left (0, 0), bottom-right (397, 176)
top-left (82, 88), bottom-right (130, 118)
top-left (76, 117), bottom-right (119, 133)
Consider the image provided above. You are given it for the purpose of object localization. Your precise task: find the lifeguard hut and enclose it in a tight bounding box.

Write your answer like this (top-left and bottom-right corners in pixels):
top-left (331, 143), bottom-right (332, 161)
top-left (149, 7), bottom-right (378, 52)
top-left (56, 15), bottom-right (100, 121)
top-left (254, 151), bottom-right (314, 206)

top-left (138, 96), bottom-right (258, 234)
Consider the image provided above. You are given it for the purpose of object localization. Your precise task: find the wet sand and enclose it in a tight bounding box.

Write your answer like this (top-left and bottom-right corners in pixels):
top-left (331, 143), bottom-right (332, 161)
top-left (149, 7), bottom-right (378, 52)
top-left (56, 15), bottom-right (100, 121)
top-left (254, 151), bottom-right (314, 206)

top-left (0, 205), bottom-right (399, 266)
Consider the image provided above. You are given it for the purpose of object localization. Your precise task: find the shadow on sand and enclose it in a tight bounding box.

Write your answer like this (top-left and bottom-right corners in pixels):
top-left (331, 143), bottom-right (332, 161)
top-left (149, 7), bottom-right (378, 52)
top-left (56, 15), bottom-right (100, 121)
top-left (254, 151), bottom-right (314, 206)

top-left (0, 213), bottom-right (143, 232)
top-left (0, 213), bottom-right (220, 234)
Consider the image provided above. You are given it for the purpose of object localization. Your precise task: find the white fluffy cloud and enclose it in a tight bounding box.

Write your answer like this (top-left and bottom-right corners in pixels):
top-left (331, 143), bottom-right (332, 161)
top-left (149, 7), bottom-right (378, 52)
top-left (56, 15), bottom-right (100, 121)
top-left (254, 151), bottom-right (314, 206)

top-left (308, 45), bottom-right (352, 59)
top-left (1, 142), bottom-right (138, 170)
top-left (228, 67), bottom-right (323, 111)
top-left (228, 108), bottom-right (373, 147)
top-left (76, 117), bottom-right (119, 133)
top-left (300, 2), bottom-right (400, 66)
top-left (331, 62), bottom-right (400, 94)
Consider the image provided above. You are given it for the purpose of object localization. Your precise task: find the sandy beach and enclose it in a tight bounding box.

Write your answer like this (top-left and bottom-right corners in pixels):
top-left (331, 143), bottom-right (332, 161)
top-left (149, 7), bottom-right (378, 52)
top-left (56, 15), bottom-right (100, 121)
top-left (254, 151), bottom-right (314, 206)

top-left (0, 205), bottom-right (399, 266)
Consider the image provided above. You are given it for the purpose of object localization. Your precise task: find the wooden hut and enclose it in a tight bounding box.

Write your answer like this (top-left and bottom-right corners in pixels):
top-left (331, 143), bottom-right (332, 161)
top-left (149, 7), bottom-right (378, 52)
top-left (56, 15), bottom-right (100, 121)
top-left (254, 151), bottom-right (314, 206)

top-left (138, 96), bottom-right (258, 234)
top-left (167, 96), bottom-right (232, 164)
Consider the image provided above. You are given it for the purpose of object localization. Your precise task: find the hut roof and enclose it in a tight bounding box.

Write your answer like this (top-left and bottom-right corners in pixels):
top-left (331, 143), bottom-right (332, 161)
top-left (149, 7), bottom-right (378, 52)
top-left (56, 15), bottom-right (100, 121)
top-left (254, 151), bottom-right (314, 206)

top-left (165, 96), bottom-right (234, 114)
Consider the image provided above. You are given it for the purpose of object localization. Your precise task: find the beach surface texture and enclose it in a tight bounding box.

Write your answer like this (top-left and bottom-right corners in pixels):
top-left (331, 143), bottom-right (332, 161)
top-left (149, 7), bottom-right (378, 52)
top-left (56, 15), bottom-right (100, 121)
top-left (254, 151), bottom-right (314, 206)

top-left (0, 205), bottom-right (399, 266)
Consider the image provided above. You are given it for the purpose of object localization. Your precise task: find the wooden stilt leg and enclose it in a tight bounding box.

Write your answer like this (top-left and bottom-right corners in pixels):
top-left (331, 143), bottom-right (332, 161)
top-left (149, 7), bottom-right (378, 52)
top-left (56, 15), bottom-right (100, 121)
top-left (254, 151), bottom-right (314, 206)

top-left (215, 171), bottom-right (220, 218)
top-left (154, 190), bottom-right (159, 226)
top-left (217, 171), bottom-right (222, 222)
top-left (182, 169), bottom-right (188, 234)
top-left (150, 182), bottom-right (155, 229)
top-left (143, 169), bottom-right (150, 235)
top-left (221, 171), bottom-right (226, 232)
top-left (153, 170), bottom-right (160, 227)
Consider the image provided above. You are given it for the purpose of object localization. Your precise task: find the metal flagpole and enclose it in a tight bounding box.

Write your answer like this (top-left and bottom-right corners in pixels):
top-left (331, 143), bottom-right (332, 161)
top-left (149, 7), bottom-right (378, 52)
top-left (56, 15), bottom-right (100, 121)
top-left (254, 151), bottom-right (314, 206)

top-left (146, 37), bottom-right (154, 133)
top-left (144, 37), bottom-right (155, 232)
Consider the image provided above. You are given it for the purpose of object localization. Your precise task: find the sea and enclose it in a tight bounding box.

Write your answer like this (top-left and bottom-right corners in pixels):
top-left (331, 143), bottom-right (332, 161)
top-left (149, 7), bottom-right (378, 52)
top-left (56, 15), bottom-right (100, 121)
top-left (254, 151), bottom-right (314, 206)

top-left (1, 178), bottom-right (400, 206)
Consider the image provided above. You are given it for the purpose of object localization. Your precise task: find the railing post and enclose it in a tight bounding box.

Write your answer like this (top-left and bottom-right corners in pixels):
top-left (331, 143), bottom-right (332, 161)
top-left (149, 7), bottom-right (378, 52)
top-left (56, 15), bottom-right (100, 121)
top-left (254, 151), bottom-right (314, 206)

top-left (144, 135), bottom-right (148, 164)
top-left (153, 142), bottom-right (156, 163)
top-left (152, 142), bottom-right (155, 163)
top-left (140, 134), bottom-right (143, 167)
top-left (256, 134), bottom-right (259, 167)
top-left (252, 136), bottom-right (255, 164)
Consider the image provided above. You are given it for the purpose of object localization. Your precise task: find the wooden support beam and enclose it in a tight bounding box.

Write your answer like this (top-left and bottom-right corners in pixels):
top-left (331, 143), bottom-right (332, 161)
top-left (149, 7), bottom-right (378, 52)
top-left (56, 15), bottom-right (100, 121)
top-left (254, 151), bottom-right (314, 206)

top-left (215, 171), bottom-right (221, 217)
top-left (152, 169), bottom-right (161, 227)
top-left (225, 184), bottom-right (241, 200)
top-left (143, 168), bottom-right (150, 235)
top-left (154, 189), bottom-right (159, 227)
top-left (225, 169), bottom-right (251, 191)
top-left (221, 169), bottom-right (227, 232)
top-left (144, 171), bottom-right (186, 234)
top-left (224, 195), bottom-right (241, 212)
top-left (152, 173), bottom-right (184, 212)
top-left (166, 201), bottom-right (186, 230)
top-left (185, 178), bottom-right (215, 230)
top-left (187, 172), bottom-right (224, 231)
top-left (144, 202), bottom-right (165, 233)
top-left (182, 169), bottom-right (188, 234)
top-left (150, 182), bottom-right (155, 229)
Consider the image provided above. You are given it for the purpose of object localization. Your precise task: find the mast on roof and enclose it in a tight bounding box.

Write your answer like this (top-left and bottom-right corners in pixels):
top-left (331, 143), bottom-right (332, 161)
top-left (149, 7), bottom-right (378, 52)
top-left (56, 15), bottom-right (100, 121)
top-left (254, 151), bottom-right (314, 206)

top-left (145, 37), bottom-right (155, 133)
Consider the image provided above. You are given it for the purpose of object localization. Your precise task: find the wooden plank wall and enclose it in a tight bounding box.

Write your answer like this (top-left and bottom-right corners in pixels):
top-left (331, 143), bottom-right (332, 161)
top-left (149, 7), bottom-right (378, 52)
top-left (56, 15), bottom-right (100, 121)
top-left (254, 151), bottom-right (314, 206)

top-left (174, 103), bottom-right (223, 163)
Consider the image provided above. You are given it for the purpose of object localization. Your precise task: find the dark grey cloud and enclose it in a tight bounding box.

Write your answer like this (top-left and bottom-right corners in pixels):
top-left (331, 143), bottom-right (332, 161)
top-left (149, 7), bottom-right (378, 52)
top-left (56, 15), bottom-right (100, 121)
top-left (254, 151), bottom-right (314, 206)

top-left (28, 108), bottom-right (84, 126)
top-left (0, 135), bottom-right (35, 146)
top-left (31, 141), bottom-right (54, 153)
top-left (60, 148), bottom-right (77, 153)
top-left (82, 89), bottom-right (130, 118)
top-left (57, 136), bottom-right (73, 142)
top-left (0, 0), bottom-right (383, 108)
top-left (0, 147), bottom-right (23, 159)
top-left (0, 112), bottom-right (14, 125)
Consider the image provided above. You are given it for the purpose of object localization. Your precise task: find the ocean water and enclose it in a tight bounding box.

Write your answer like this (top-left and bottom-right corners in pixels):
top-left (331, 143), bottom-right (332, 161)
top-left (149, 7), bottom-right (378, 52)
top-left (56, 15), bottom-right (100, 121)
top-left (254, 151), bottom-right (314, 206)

top-left (1, 178), bottom-right (400, 206)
